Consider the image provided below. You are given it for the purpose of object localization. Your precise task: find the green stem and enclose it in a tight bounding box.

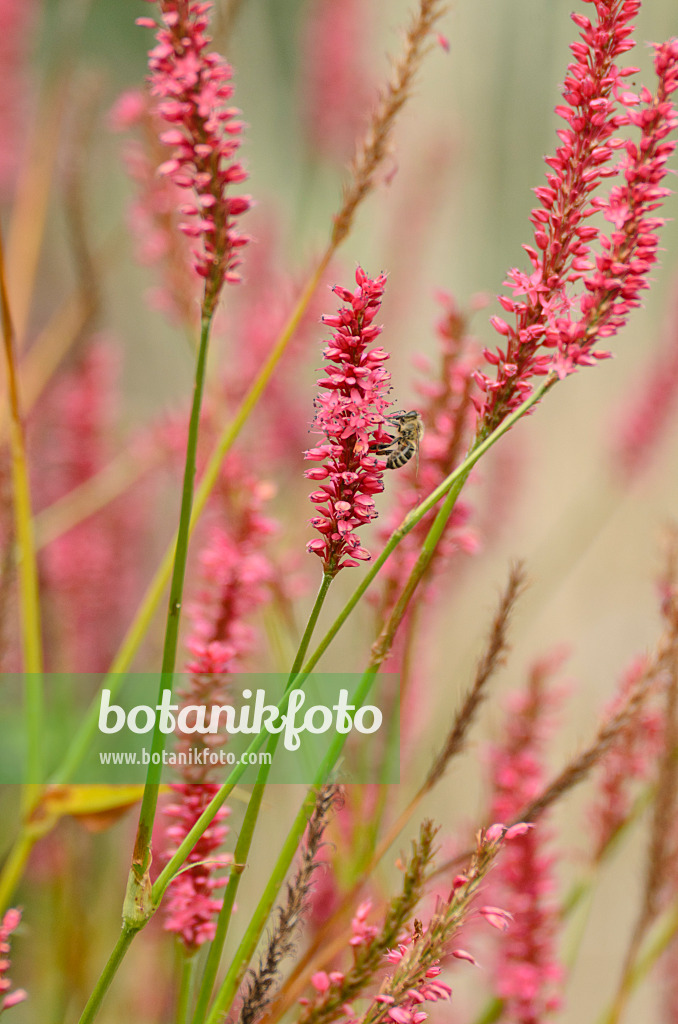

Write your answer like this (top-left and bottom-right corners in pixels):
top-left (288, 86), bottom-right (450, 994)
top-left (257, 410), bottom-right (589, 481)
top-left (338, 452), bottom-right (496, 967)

top-left (291, 573), bottom-right (334, 674)
top-left (154, 574), bottom-right (335, 903)
top-left (0, 831), bottom-right (39, 914)
top-left (191, 573), bottom-right (333, 1024)
top-left (131, 311), bottom-right (214, 882)
top-left (151, 684), bottom-right (307, 904)
top-left (77, 925), bottom-right (137, 1024)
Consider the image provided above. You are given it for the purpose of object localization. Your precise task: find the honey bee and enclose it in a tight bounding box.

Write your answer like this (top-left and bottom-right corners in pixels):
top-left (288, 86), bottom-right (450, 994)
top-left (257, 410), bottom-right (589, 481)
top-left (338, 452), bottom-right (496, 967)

top-left (376, 410), bottom-right (424, 469)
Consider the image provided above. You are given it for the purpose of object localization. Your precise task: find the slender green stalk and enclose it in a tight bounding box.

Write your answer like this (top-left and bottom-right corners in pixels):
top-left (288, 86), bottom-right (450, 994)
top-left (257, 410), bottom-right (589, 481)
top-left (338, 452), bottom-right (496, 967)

top-left (151, 685), bottom-right (306, 903)
top-left (154, 574), bottom-right (334, 902)
top-left (131, 310), bottom-right (214, 888)
top-left (77, 925), bottom-right (138, 1024)
top-left (291, 573), bottom-right (334, 674)
top-left (0, 229), bottom-right (44, 792)
top-left (595, 887), bottom-right (678, 1024)
top-left (613, 900), bottom-right (678, 1007)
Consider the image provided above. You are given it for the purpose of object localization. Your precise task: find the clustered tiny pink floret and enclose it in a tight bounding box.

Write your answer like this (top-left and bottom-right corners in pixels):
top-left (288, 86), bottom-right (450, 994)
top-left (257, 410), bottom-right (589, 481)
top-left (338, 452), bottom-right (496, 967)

top-left (475, 0), bottom-right (678, 432)
top-left (0, 908), bottom-right (26, 1012)
top-left (300, 825), bottom-right (524, 1024)
top-left (138, 0), bottom-right (250, 314)
top-left (306, 267), bottom-right (393, 575)
top-left (303, 934), bottom-right (453, 1024)
top-left (377, 952), bottom-right (452, 1024)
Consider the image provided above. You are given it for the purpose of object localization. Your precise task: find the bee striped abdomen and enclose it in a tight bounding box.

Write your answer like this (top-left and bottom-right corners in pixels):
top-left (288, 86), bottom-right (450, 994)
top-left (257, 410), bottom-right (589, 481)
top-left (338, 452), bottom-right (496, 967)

top-left (384, 443), bottom-right (417, 469)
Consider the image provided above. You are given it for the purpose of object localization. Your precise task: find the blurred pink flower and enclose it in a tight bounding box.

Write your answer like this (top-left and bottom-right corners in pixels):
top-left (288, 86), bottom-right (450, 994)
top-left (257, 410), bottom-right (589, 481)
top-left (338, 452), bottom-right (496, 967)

top-left (305, 267), bottom-right (393, 576)
top-left (220, 225), bottom-right (329, 465)
top-left (610, 277), bottom-right (678, 480)
top-left (487, 659), bottom-right (567, 1023)
top-left (588, 656), bottom-right (664, 859)
top-left (300, 0), bottom-right (374, 163)
top-left (0, 1), bottom-right (36, 196)
top-left (34, 339), bottom-right (147, 671)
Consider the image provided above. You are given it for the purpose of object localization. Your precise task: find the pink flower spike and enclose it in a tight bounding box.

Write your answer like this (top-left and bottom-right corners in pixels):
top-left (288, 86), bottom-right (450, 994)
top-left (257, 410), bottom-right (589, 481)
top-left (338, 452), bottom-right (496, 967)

top-left (475, 3), bottom-right (678, 432)
top-left (306, 268), bottom-right (392, 576)
top-left (140, 0), bottom-right (250, 315)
